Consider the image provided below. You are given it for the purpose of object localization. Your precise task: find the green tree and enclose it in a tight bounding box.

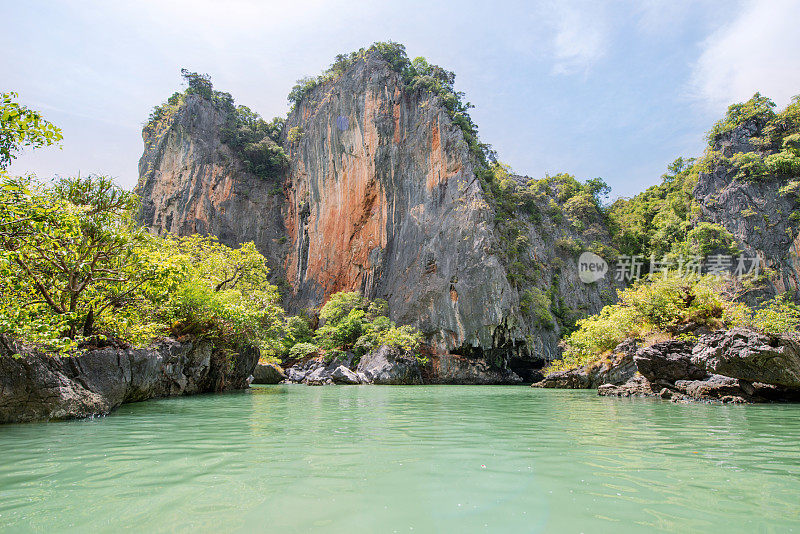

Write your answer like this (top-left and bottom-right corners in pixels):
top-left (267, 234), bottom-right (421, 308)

top-left (310, 291), bottom-right (422, 360)
top-left (0, 175), bottom-right (146, 339)
top-left (0, 92), bottom-right (62, 169)
top-left (181, 68), bottom-right (214, 100)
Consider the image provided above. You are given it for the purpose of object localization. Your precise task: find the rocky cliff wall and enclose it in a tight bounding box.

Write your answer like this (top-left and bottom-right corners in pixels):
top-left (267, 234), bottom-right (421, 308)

top-left (135, 53), bottom-right (617, 377)
top-left (694, 120), bottom-right (800, 295)
top-left (136, 94), bottom-right (288, 278)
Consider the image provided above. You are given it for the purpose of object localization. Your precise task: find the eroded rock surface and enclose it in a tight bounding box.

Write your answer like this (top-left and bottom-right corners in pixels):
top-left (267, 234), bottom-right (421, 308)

top-left (693, 119), bottom-right (800, 295)
top-left (0, 338), bottom-right (258, 424)
top-left (533, 339), bottom-right (638, 389)
top-left (594, 328), bottom-right (800, 403)
top-left (136, 52), bottom-right (616, 375)
top-left (253, 362), bottom-right (287, 384)
top-left (692, 327), bottom-right (800, 388)
top-left (356, 346), bottom-right (423, 385)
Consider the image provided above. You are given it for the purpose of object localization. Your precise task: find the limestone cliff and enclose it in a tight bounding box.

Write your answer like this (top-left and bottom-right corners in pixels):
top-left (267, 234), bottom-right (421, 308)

top-left (693, 118), bottom-right (800, 295)
top-left (137, 94), bottom-right (288, 278)
top-left (136, 52), bottom-right (615, 379)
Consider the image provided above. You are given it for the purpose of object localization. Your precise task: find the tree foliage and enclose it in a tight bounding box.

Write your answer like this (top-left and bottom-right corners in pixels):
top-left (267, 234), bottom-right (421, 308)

top-left (304, 291), bottom-right (423, 362)
top-left (547, 273), bottom-right (799, 374)
top-left (147, 70), bottom-right (289, 180)
top-left (0, 175), bottom-right (283, 354)
top-left (0, 92), bottom-right (62, 169)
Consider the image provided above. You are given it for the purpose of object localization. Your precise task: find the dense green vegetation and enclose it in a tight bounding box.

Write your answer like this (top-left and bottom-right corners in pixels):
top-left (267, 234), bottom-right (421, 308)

top-left (0, 172), bottom-right (284, 354)
top-left (278, 291), bottom-right (423, 364)
top-left (148, 70), bottom-right (288, 180)
top-left (480, 164), bottom-right (611, 333)
top-left (547, 273), bottom-right (800, 374)
top-left (609, 94), bottom-right (800, 262)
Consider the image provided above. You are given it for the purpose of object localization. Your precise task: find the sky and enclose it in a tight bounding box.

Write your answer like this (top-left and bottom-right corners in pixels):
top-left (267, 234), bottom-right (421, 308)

top-left (4, 0), bottom-right (800, 198)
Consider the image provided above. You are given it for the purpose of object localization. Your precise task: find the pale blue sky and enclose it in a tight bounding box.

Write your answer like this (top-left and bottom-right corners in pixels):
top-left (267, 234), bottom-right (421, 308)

top-left (4, 0), bottom-right (800, 198)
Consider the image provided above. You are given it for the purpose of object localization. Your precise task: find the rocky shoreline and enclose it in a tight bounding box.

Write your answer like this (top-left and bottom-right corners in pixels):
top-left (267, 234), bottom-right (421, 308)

top-left (252, 345), bottom-right (525, 386)
top-left (6, 327), bottom-right (797, 425)
top-left (0, 337), bottom-right (259, 424)
top-left (534, 328), bottom-right (800, 403)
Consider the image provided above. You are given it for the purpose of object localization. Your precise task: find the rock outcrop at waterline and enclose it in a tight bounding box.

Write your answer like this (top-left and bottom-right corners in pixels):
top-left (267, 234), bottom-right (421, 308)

top-left (0, 338), bottom-right (258, 424)
top-left (278, 345), bottom-right (523, 385)
top-left (135, 52), bottom-right (616, 378)
top-left (532, 338), bottom-right (638, 389)
top-left (536, 328), bottom-right (800, 403)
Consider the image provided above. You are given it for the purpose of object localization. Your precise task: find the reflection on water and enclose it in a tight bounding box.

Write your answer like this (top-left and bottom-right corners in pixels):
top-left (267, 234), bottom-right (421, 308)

top-left (1, 386), bottom-right (800, 533)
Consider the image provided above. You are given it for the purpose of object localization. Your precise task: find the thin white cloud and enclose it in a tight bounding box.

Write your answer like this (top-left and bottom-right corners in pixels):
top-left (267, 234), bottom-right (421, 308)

top-left (690, 0), bottom-right (800, 112)
top-left (546, 2), bottom-right (608, 75)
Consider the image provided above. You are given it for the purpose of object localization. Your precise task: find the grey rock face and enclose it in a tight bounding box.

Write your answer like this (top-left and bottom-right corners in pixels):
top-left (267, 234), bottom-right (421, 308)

top-left (135, 54), bottom-right (615, 375)
top-left (330, 365), bottom-right (362, 384)
top-left (135, 95), bottom-right (288, 282)
top-left (533, 339), bottom-right (638, 389)
top-left (673, 375), bottom-right (751, 402)
top-left (597, 375), bottom-right (656, 398)
top-left (692, 327), bottom-right (800, 388)
top-left (597, 328), bottom-right (800, 403)
top-left (634, 341), bottom-right (707, 384)
top-left (425, 353), bottom-right (523, 384)
top-left (693, 120), bottom-right (800, 295)
top-left (0, 339), bottom-right (258, 424)
top-left (252, 362), bottom-right (287, 384)
top-left (355, 345), bottom-right (423, 385)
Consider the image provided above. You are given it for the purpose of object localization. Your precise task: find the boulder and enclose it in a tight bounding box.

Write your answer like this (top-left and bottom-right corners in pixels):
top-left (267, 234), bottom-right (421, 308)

top-left (356, 346), bottom-right (423, 385)
top-left (303, 365), bottom-right (332, 385)
top-left (534, 369), bottom-right (591, 389)
top-left (692, 328), bottom-right (800, 388)
top-left (533, 339), bottom-right (638, 389)
top-left (598, 375), bottom-right (657, 398)
top-left (673, 375), bottom-right (753, 402)
top-left (331, 365), bottom-right (362, 385)
top-left (252, 362), bottom-right (286, 384)
top-left (634, 340), bottom-right (707, 384)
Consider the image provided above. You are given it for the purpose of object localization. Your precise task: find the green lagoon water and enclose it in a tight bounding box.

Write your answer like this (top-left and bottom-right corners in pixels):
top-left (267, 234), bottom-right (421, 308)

top-left (1, 385), bottom-right (799, 533)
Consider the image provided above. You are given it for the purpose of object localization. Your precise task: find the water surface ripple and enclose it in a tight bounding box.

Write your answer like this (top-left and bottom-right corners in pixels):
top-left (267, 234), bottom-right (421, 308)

top-left (1, 386), bottom-right (799, 533)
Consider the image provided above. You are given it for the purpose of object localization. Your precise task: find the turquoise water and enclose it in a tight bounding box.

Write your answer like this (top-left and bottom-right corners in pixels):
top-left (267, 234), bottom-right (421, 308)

top-left (1, 386), bottom-right (799, 533)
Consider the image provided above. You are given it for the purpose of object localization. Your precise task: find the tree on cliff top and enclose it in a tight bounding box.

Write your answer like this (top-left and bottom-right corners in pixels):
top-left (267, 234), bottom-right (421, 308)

top-left (181, 68), bottom-right (214, 100)
top-left (147, 70), bottom-right (288, 180)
